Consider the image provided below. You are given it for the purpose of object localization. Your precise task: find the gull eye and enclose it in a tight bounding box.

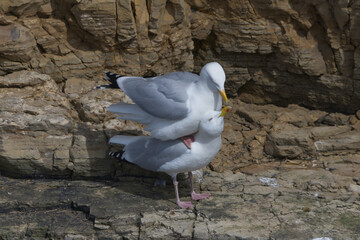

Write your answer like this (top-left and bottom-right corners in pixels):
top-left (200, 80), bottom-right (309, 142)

top-left (208, 118), bottom-right (213, 122)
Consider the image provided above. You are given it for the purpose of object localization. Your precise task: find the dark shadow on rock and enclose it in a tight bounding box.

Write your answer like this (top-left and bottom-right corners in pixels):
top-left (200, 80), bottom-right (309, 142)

top-left (73, 122), bottom-right (192, 206)
top-left (71, 122), bottom-right (116, 180)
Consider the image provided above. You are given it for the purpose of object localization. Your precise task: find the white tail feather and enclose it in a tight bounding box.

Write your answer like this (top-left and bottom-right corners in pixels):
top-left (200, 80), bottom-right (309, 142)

top-left (109, 135), bottom-right (138, 145)
top-left (107, 102), bottom-right (140, 114)
top-left (107, 102), bottom-right (152, 124)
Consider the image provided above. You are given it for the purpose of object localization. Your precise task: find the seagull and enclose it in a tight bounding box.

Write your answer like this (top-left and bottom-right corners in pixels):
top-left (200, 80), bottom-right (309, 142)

top-left (98, 62), bottom-right (228, 149)
top-left (109, 106), bottom-right (231, 209)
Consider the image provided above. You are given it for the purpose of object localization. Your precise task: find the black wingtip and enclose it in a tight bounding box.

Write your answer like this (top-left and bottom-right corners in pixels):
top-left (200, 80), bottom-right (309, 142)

top-left (94, 71), bottom-right (123, 90)
top-left (93, 84), bottom-right (117, 89)
top-left (103, 71), bottom-right (122, 88)
top-left (109, 150), bottom-right (136, 166)
top-left (109, 150), bottom-right (125, 160)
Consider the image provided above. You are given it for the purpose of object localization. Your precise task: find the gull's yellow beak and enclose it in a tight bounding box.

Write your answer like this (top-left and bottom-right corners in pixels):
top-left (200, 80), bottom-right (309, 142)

top-left (218, 89), bottom-right (228, 103)
top-left (219, 106), bottom-right (231, 118)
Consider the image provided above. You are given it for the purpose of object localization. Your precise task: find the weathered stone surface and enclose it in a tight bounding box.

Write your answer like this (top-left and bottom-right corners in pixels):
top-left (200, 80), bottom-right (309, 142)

top-left (1, 72), bottom-right (359, 177)
top-left (208, 100), bottom-right (360, 171)
top-left (350, 1), bottom-right (360, 46)
top-left (63, 77), bottom-right (94, 100)
top-left (0, 13), bottom-right (17, 25)
top-left (0, 0), bottom-right (195, 79)
top-left (265, 123), bottom-right (359, 159)
top-left (190, 0), bottom-right (360, 113)
top-left (70, 123), bottom-right (115, 178)
top-left (0, 0), bottom-right (358, 112)
top-left (0, 70), bottom-right (50, 87)
top-left (264, 122), bottom-right (359, 159)
top-left (0, 1), bottom-right (359, 236)
top-left (314, 131), bottom-right (360, 153)
top-left (70, 0), bottom-right (117, 47)
top-left (265, 126), bottom-right (314, 159)
top-left (0, 23), bottom-right (37, 63)
top-left (0, 0), bottom-right (49, 17)
top-left (0, 71), bottom-right (137, 178)
top-left (190, 11), bottom-right (213, 40)
top-left (75, 88), bottom-right (130, 124)
top-left (316, 112), bottom-right (350, 126)
top-left (116, 0), bottom-right (136, 44)
top-left (1, 165), bottom-right (359, 239)
top-left (0, 72), bottom-right (74, 177)
top-left (354, 46), bottom-right (360, 80)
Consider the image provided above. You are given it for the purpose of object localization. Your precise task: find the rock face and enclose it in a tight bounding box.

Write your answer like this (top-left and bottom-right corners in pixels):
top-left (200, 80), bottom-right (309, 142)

top-left (0, 0), bottom-right (359, 112)
top-left (0, 0), bottom-right (194, 79)
top-left (0, 2), bottom-right (360, 237)
top-left (1, 73), bottom-right (360, 178)
top-left (209, 99), bottom-right (360, 173)
top-left (0, 1), bottom-right (359, 178)
top-left (0, 71), bottom-right (142, 178)
top-left (190, 0), bottom-right (360, 113)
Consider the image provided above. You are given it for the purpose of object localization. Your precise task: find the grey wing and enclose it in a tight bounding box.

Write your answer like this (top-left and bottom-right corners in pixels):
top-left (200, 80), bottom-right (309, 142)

top-left (123, 137), bottom-right (188, 172)
top-left (154, 71), bottom-right (199, 83)
top-left (120, 72), bottom-right (199, 120)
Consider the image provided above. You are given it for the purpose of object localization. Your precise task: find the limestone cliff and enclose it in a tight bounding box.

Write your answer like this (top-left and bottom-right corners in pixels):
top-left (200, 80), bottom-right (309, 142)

top-left (0, 0), bottom-right (360, 178)
top-left (1, 0), bottom-right (360, 111)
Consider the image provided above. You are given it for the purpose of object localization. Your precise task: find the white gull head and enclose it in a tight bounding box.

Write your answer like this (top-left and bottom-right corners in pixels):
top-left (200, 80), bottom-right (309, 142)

top-left (200, 62), bottom-right (227, 102)
top-left (200, 62), bottom-right (226, 91)
top-left (199, 106), bottom-right (230, 137)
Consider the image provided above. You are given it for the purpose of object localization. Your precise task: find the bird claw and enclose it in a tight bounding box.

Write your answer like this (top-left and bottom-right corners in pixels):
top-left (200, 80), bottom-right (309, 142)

top-left (177, 201), bottom-right (194, 209)
top-left (191, 192), bottom-right (211, 201)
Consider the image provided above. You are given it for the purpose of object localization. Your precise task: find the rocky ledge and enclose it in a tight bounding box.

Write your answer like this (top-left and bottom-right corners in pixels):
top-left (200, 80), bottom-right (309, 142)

top-left (1, 161), bottom-right (359, 239)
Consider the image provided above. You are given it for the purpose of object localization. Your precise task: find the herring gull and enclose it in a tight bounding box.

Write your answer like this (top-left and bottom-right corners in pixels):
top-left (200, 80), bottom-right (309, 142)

top-left (99, 62), bottom-right (228, 148)
top-left (109, 106), bottom-right (231, 209)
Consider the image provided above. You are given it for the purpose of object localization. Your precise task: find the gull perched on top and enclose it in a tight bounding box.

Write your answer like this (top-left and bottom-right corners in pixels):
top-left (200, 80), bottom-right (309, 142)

top-left (109, 106), bottom-right (231, 208)
top-left (97, 62), bottom-right (228, 148)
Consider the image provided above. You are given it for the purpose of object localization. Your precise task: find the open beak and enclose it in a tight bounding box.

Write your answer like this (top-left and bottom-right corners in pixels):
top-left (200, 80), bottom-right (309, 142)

top-left (219, 106), bottom-right (231, 118)
top-left (218, 89), bottom-right (228, 103)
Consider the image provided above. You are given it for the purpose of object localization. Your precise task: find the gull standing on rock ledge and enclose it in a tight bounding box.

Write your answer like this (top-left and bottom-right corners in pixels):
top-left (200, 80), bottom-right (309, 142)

top-left (109, 106), bottom-right (231, 209)
top-left (96, 62), bottom-right (228, 149)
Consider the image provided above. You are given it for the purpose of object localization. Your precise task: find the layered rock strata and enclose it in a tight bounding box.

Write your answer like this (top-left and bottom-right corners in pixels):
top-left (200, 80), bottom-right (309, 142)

top-left (0, 1), bottom-right (359, 178)
top-left (0, 0), bottom-right (359, 112)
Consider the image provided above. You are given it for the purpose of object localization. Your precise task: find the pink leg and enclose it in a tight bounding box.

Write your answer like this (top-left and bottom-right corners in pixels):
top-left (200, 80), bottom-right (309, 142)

top-left (173, 176), bottom-right (193, 209)
top-left (180, 135), bottom-right (195, 149)
top-left (189, 172), bottom-right (211, 201)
